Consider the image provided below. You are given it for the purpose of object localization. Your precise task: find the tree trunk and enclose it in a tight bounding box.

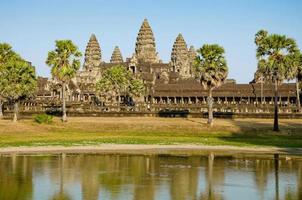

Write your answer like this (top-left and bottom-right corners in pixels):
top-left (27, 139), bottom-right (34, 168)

top-left (261, 78), bottom-right (264, 104)
top-left (207, 89), bottom-right (214, 126)
top-left (296, 78), bottom-right (301, 112)
top-left (273, 80), bottom-right (279, 131)
top-left (13, 101), bottom-right (18, 122)
top-left (150, 86), bottom-right (154, 105)
top-left (62, 82), bottom-right (67, 122)
top-left (0, 99), bottom-right (3, 119)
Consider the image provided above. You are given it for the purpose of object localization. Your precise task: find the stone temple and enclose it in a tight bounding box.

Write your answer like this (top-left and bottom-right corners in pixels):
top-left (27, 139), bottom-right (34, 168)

top-left (34, 18), bottom-right (300, 113)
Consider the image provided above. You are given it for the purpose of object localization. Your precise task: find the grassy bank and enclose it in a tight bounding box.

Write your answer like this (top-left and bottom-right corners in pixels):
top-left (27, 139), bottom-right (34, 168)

top-left (0, 117), bottom-right (301, 148)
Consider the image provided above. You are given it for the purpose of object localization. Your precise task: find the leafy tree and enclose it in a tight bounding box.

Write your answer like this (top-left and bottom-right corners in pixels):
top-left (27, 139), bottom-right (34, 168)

top-left (129, 78), bottom-right (145, 101)
top-left (194, 44), bottom-right (228, 126)
top-left (255, 30), bottom-right (298, 131)
top-left (0, 59), bottom-right (37, 122)
top-left (46, 40), bottom-right (82, 122)
top-left (0, 43), bottom-right (22, 119)
top-left (96, 65), bottom-right (145, 105)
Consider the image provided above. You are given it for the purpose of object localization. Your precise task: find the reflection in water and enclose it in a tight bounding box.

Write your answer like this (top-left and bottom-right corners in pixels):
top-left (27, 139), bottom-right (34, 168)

top-left (0, 155), bottom-right (33, 200)
top-left (0, 153), bottom-right (301, 200)
top-left (200, 153), bottom-right (224, 200)
top-left (50, 154), bottom-right (72, 200)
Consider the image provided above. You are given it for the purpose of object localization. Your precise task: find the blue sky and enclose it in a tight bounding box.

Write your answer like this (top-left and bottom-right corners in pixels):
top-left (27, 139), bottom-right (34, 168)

top-left (1, 0), bottom-right (302, 83)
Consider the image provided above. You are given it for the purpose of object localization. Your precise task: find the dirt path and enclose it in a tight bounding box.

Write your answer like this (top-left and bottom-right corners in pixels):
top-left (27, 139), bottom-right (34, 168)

top-left (0, 144), bottom-right (301, 155)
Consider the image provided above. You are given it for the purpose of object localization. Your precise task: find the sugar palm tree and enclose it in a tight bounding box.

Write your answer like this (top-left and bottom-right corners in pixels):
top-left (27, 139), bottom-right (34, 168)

top-left (0, 43), bottom-right (21, 65)
top-left (296, 53), bottom-right (302, 112)
top-left (289, 52), bottom-right (302, 112)
top-left (254, 69), bottom-right (265, 104)
top-left (194, 44), bottom-right (228, 126)
top-left (255, 30), bottom-right (298, 131)
top-left (46, 40), bottom-right (82, 122)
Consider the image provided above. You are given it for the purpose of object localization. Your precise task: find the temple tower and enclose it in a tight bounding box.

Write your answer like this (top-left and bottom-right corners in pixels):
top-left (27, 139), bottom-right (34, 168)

top-left (170, 33), bottom-right (191, 78)
top-left (135, 19), bottom-right (160, 63)
top-left (188, 45), bottom-right (197, 74)
top-left (110, 46), bottom-right (123, 64)
top-left (83, 34), bottom-right (101, 70)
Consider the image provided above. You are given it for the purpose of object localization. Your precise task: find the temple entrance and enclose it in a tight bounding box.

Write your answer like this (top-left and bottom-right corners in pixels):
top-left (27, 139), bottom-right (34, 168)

top-left (130, 66), bottom-right (136, 74)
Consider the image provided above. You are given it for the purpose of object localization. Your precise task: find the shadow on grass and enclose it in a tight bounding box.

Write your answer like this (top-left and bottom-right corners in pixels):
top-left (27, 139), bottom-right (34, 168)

top-left (218, 119), bottom-right (302, 152)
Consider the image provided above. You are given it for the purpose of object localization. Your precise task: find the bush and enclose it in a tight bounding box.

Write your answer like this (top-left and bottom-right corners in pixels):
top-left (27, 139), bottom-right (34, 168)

top-left (34, 113), bottom-right (53, 124)
top-left (45, 107), bottom-right (62, 116)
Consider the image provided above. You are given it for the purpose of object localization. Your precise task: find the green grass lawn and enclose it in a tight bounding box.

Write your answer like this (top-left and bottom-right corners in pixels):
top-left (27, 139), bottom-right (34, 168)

top-left (0, 117), bottom-right (301, 148)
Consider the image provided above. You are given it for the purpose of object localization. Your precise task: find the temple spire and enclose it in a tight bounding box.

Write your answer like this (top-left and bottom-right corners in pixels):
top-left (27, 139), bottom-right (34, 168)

top-left (171, 33), bottom-right (191, 78)
top-left (135, 18), bottom-right (159, 63)
top-left (110, 46), bottom-right (123, 64)
top-left (83, 34), bottom-right (101, 70)
top-left (188, 45), bottom-right (197, 72)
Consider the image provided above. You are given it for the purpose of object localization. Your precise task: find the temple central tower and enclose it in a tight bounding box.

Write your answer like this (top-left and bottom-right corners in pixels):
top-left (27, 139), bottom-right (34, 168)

top-left (135, 19), bottom-right (160, 63)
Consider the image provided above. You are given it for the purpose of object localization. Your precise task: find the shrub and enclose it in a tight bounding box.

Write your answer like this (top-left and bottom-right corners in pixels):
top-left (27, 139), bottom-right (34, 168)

top-left (34, 113), bottom-right (53, 124)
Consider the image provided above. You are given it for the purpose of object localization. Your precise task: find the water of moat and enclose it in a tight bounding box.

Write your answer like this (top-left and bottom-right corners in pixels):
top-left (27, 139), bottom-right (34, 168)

top-left (0, 153), bottom-right (301, 200)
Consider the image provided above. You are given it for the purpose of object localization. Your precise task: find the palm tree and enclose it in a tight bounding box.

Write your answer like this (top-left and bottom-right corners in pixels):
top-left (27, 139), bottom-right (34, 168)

top-left (254, 69), bottom-right (265, 104)
top-left (290, 52), bottom-right (302, 112)
top-left (255, 30), bottom-right (298, 131)
top-left (194, 44), bottom-right (228, 126)
top-left (46, 40), bottom-right (82, 122)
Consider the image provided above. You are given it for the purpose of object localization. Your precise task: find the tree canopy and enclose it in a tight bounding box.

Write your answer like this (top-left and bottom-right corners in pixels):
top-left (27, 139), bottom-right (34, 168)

top-left (0, 43), bottom-right (21, 66)
top-left (289, 51), bottom-right (302, 81)
top-left (255, 30), bottom-right (298, 84)
top-left (0, 42), bottom-right (37, 102)
top-left (96, 65), bottom-right (145, 102)
top-left (0, 60), bottom-right (37, 101)
top-left (194, 44), bottom-right (228, 90)
top-left (46, 40), bottom-right (82, 82)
